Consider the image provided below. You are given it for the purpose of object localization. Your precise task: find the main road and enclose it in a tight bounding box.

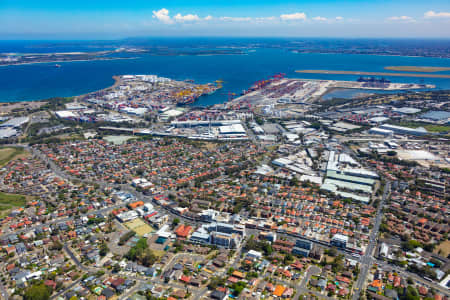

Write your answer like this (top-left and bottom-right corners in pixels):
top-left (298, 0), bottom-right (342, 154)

top-left (352, 181), bottom-right (390, 300)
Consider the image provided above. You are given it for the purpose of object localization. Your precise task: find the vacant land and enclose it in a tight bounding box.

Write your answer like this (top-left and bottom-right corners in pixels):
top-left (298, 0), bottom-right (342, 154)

top-left (434, 240), bottom-right (450, 257)
top-left (385, 66), bottom-right (450, 73)
top-left (0, 192), bottom-right (28, 216)
top-left (0, 101), bottom-right (46, 114)
top-left (152, 249), bottom-right (166, 258)
top-left (0, 147), bottom-right (27, 166)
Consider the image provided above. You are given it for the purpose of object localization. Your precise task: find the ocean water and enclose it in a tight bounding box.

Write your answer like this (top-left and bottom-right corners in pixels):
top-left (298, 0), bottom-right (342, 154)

top-left (1, 39), bottom-right (450, 105)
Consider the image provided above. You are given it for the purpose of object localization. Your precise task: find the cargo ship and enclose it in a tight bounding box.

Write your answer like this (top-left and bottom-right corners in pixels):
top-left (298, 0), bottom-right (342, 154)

top-left (357, 76), bottom-right (390, 83)
top-left (242, 73), bottom-right (286, 95)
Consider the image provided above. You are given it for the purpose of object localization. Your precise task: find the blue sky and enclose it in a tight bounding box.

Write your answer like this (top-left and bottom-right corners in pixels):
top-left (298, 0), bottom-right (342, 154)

top-left (1, 0), bottom-right (450, 39)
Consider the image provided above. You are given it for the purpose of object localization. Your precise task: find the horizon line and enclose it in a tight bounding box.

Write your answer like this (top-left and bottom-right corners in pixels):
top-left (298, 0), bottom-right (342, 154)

top-left (1, 36), bottom-right (450, 41)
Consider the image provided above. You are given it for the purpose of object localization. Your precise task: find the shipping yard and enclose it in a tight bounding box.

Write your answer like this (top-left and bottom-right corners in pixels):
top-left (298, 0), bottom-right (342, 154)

top-left (225, 75), bottom-right (434, 115)
top-left (79, 74), bottom-right (221, 112)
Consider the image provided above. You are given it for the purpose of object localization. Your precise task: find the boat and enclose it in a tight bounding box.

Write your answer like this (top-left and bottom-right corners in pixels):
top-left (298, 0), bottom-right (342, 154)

top-left (55, 64), bottom-right (61, 68)
top-left (177, 96), bottom-right (195, 106)
top-left (357, 76), bottom-right (390, 84)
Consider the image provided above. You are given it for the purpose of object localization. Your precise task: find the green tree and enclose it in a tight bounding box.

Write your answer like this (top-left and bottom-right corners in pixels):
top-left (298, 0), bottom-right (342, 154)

top-left (401, 240), bottom-right (422, 251)
top-left (326, 247), bottom-right (338, 257)
top-left (99, 241), bottom-right (109, 257)
top-left (172, 218), bottom-right (180, 227)
top-left (231, 281), bottom-right (247, 296)
top-left (400, 285), bottom-right (420, 300)
top-left (283, 253), bottom-right (294, 265)
top-left (125, 238), bottom-right (156, 267)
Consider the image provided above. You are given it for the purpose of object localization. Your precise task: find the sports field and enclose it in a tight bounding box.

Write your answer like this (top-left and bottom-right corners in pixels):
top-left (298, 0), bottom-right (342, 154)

top-left (124, 218), bottom-right (154, 236)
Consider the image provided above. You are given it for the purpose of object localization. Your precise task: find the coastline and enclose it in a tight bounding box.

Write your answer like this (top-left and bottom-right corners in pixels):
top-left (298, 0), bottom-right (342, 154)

top-left (290, 50), bottom-right (450, 59)
top-left (0, 56), bottom-right (139, 67)
top-left (75, 75), bottom-right (121, 100)
top-left (0, 51), bottom-right (247, 67)
top-left (0, 75), bottom-right (121, 104)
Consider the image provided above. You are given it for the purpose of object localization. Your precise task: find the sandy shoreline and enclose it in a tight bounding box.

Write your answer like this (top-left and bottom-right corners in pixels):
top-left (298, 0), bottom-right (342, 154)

top-left (75, 76), bottom-right (121, 100)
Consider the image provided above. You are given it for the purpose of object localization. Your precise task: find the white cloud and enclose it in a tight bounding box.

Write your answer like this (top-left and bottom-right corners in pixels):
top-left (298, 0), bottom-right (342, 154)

top-left (312, 16), bottom-right (327, 21)
top-left (152, 8), bottom-right (173, 24)
top-left (255, 16), bottom-right (276, 21)
top-left (174, 13), bottom-right (200, 22)
top-left (424, 10), bottom-right (450, 18)
top-left (219, 16), bottom-right (252, 22)
top-left (280, 12), bottom-right (307, 21)
top-left (335, 16), bottom-right (344, 21)
top-left (388, 15), bottom-right (415, 22)
top-left (204, 15), bottom-right (213, 21)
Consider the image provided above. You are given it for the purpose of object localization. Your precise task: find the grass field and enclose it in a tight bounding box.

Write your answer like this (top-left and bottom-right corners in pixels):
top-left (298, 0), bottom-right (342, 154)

top-left (0, 147), bottom-right (27, 167)
top-left (434, 240), bottom-right (450, 257)
top-left (125, 218), bottom-right (155, 236)
top-left (390, 122), bottom-right (450, 134)
top-left (0, 192), bottom-right (28, 217)
top-left (152, 250), bottom-right (166, 258)
top-left (423, 125), bottom-right (450, 133)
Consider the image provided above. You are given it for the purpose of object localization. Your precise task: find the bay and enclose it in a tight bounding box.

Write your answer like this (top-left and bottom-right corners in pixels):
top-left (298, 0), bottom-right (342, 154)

top-left (1, 42), bottom-right (449, 105)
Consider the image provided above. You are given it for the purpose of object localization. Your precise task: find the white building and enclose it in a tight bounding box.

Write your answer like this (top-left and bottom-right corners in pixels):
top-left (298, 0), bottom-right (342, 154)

top-left (379, 243), bottom-right (389, 257)
top-left (55, 110), bottom-right (78, 119)
top-left (379, 124), bottom-right (428, 136)
top-left (65, 102), bottom-right (87, 110)
top-left (368, 127), bottom-right (394, 137)
top-left (0, 128), bottom-right (18, 139)
top-left (219, 123), bottom-right (246, 135)
top-left (246, 250), bottom-right (263, 260)
top-left (116, 210), bottom-right (138, 222)
top-left (330, 234), bottom-right (348, 248)
top-left (0, 116), bottom-right (29, 128)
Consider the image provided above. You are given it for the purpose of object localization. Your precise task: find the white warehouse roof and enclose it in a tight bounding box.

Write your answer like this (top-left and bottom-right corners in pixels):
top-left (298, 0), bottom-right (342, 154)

top-left (0, 116), bottom-right (29, 128)
top-left (55, 111), bottom-right (78, 118)
top-left (219, 123), bottom-right (246, 134)
top-left (0, 128), bottom-right (18, 139)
